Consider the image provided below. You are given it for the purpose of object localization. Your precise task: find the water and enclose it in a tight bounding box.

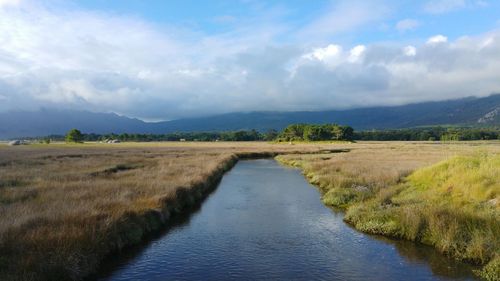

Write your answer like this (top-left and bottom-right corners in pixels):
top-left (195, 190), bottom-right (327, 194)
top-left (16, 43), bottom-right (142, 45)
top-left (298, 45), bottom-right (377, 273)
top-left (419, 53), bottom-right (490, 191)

top-left (95, 159), bottom-right (476, 281)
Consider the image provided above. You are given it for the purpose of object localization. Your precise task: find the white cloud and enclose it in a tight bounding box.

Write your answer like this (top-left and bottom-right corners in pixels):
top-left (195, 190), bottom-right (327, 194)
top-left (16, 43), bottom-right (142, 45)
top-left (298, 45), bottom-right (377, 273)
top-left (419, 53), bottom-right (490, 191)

top-left (427, 34), bottom-right (448, 44)
top-left (1, 1), bottom-right (500, 119)
top-left (396, 19), bottom-right (420, 32)
top-left (348, 45), bottom-right (366, 62)
top-left (302, 44), bottom-right (366, 66)
top-left (403, 45), bottom-right (417, 56)
top-left (424, 0), bottom-right (466, 14)
top-left (0, 0), bottom-right (20, 8)
top-left (306, 44), bottom-right (342, 62)
top-left (479, 37), bottom-right (494, 49)
top-left (298, 0), bottom-right (390, 40)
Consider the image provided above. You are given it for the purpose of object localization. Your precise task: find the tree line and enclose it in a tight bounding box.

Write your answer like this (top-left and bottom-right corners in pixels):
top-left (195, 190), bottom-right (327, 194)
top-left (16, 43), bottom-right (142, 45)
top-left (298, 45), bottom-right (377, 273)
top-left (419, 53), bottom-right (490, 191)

top-left (276, 124), bottom-right (354, 141)
top-left (49, 129), bottom-right (278, 143)
top-left (353, 127), bottom-right (500, 141)
top-left (52, 124), bottom-right (355, 143)
top-left (38, 125), bottom-right (500, 143)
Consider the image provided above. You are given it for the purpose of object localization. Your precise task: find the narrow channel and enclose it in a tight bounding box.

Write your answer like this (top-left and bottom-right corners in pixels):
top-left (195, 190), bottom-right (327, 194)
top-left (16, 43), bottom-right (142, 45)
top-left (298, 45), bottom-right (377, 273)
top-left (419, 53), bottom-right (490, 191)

top-left (95, 159), bottom-right (476, 281)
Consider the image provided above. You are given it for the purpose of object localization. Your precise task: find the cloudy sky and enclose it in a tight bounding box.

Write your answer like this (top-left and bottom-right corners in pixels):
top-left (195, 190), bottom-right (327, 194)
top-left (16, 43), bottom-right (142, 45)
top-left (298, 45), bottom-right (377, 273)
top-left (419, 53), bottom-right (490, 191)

top-left (1, 0), bottom-right (499, 120)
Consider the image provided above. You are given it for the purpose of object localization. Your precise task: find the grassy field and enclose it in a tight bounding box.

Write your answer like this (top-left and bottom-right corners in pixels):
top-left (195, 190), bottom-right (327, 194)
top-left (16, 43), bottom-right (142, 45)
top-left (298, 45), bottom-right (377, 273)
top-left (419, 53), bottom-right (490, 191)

top-left (276, 141), bottom-right (500, 280)
top-left (1, 141), bottom-right (499, 280)
top-left (0, 142), bottom-right (336, 281)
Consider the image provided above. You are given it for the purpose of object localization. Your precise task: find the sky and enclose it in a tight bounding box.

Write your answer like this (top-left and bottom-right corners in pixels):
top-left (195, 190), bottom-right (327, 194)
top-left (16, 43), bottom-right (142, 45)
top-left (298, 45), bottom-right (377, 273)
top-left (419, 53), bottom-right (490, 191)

top-left (0, 0), bottom-right (500, 120)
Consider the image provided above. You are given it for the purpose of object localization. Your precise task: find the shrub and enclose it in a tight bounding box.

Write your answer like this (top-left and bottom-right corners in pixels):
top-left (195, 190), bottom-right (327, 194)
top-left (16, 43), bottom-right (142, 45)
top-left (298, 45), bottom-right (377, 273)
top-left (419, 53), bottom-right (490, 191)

top-left (65, 129), bottom-right (83, 143)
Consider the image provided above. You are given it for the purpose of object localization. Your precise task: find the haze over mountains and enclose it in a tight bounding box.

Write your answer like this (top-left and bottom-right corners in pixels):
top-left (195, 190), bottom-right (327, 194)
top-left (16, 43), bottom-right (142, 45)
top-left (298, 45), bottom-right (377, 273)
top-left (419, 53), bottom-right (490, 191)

top-left (1, 94), bottom-right (499, 139)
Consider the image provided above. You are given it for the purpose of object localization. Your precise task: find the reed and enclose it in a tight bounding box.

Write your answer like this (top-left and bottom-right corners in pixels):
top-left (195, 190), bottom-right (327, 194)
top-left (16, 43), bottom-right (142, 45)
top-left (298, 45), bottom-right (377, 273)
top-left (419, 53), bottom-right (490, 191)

top-left (0, 142), bottom-right (333, 281)
top-left (277, 141), bottom-right (500, 280)
top-left (2, 141), bottom-right (499, 280)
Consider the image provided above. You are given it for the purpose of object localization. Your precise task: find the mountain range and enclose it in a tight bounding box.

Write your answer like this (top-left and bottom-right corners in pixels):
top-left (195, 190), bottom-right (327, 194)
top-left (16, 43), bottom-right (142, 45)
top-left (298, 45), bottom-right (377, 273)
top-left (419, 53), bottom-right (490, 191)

top-left (1, 94), bottom-right (499, 139)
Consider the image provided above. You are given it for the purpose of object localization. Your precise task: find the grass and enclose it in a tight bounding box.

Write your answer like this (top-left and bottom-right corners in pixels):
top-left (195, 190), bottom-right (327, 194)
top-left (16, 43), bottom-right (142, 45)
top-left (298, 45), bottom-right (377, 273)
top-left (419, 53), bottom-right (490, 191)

top-left (276, 141), bottom-right (500, 280)
top-left (1, 141), bottom-right (499, 280)
top-left (0, 142), bottom-right (336, 281)
top-left (345, 153), bottom-right (499, 279)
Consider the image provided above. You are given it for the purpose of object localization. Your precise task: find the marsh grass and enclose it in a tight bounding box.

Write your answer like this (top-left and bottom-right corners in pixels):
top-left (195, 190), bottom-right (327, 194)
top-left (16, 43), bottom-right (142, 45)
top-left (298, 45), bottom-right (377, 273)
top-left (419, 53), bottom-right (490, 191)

top-left (346, 153), bottom-right (500, 279)
top-left (277, 141), bottom-right (500, 280)
top-left (0, 142), bottom-right (336, 281)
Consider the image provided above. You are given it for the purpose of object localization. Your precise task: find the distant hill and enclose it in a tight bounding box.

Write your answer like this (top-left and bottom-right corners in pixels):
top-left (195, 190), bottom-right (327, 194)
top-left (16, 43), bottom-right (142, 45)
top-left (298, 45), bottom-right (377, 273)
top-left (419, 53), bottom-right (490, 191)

top-left (0, 110), bottom-right (148, 139)
top-left (155, 94), bottom-right (500, 132)
top-left (1, 94), bottom-right (499, 139)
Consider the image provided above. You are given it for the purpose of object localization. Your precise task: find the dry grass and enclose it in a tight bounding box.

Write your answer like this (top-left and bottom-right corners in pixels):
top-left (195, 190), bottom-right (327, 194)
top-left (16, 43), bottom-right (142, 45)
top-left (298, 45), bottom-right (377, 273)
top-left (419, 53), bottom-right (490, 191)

top-left (276, 141), bottom-right (500, 280)
top-left (0, 142), bottom-right (337, 281)
top-left (276, 141), bottom-right (498, 207)
top-left (2, 141), bottom-right (499, 280)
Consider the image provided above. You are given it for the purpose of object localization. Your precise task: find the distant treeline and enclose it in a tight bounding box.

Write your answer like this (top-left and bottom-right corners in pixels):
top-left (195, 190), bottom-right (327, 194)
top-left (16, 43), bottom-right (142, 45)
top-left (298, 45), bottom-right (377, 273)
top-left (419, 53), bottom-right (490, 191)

top-left (42, 129), bottom-right (278, 142)
top-left (37, 124), bottom-right (355, 142)
top-left (354, 127), bottom-right (500, 141)
top-left (33, 126), bottom-right (500, 143)
top-left (276, 124), bottom-right (354, 141)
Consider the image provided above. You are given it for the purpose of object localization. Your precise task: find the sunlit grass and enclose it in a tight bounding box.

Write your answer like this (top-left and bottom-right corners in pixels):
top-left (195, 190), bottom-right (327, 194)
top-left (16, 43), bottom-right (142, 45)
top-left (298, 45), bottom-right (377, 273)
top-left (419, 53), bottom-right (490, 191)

top-left (0, 142), bottom-right (337, 281)
top-left (2, 141), bottom-right (499, 280)
top-left (277, 141), bottom-right (500, 280)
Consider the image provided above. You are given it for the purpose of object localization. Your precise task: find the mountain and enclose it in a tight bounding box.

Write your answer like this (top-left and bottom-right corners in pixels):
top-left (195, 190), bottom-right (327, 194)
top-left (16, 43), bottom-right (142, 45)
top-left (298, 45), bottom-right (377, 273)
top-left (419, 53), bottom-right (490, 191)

top-left (1, 94), bottom-right (499, 139)
top-left (153, 94), bottom-right (500, 133)
top-left (0, 109), bottom-right (149, 139)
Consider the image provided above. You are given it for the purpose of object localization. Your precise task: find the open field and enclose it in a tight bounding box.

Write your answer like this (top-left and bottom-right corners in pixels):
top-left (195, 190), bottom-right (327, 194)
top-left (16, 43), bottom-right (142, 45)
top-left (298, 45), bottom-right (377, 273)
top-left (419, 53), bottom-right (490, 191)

top-left (0, 142), bottom-right (338, 281)
top-left (276, 141), bottom-right (500, 280)
top-left (0, 141), bottom-right (499, 280)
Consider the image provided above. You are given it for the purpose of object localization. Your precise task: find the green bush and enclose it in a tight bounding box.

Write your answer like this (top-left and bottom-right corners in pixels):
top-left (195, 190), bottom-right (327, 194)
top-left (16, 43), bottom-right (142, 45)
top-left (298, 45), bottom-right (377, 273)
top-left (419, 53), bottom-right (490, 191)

top-left (65, 129), bottom-right (83, 143)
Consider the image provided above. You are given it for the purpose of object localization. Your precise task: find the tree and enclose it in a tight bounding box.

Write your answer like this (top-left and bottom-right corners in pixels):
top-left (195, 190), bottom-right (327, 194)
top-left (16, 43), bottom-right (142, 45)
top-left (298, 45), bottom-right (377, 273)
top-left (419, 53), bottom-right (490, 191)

top-left (340, 125), bottom-right (354, 141)
top-left (303, 125), bottom-right (327, 141)
top-left (280, 124), bottom-right (307, 141)
top-left (263, 129), bottom-right (278, 141)
top-left (65, 129), bottom-right (83, 143)
top-left (277, 123), bottom-right (354, 142)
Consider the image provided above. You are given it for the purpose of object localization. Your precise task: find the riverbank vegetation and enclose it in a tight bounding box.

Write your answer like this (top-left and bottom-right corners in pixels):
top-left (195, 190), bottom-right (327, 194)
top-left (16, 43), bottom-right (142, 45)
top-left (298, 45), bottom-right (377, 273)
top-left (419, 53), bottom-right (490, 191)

top-left (346, 153), bottom-right (499, 280)
top-left (276, 141), bottom-right (500, 280)
top-left (0, 142), bottom-right (334, 281)
top-left (1, 141), bottom-right (499, 280)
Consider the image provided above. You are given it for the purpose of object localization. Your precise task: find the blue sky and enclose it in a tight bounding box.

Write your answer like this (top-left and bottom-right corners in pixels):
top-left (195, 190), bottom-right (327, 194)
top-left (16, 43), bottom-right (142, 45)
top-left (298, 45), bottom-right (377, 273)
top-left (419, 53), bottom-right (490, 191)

top-left (71, 0), bottom-right (500, 44)
top-left (0, 0), bottom-right (499, 120)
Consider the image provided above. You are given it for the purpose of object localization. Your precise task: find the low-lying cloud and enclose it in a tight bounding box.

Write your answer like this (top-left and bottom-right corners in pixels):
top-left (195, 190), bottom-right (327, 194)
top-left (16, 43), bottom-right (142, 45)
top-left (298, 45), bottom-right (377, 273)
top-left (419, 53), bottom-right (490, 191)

top-left (0, 1), bottom-right (499, 120)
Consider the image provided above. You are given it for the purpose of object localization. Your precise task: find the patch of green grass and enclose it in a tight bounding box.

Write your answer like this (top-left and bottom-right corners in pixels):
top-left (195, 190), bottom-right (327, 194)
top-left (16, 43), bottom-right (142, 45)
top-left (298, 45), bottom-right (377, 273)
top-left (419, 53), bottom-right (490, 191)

top-left (345, 153), bottom-right (499, 279)
top-left (477, 256), bottom-right (500, 281)
top-left (278, 146), bottom-right (499, 279)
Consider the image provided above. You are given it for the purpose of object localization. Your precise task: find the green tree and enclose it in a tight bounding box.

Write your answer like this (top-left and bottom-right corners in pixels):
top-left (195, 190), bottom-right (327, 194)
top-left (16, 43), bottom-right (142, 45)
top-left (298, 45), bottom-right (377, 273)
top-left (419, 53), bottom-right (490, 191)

top-left (280, 124), bottom-right (307, 141)
top-left (264, 129), bottom-right (278, 141)
top-left (340, 125), bottom-right (354, 141)
top-left (65, 129), bottom-right (83, 143)
top-left (303, 125), bottom-right (327, 141)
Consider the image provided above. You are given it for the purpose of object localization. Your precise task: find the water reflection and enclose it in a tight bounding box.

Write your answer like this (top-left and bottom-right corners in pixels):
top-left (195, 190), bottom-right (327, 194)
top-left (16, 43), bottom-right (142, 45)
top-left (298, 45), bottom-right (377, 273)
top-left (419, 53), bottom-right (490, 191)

top-left (93, 159), bottom-right (477, 281)
top-left (390, 238), bottom-right (477, 278)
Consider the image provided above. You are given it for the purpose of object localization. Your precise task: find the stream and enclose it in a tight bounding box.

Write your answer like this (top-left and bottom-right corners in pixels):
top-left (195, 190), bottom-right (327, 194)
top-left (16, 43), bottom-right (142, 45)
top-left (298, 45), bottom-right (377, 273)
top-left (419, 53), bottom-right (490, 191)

top-left (95, 159), bottom-right (476, 281)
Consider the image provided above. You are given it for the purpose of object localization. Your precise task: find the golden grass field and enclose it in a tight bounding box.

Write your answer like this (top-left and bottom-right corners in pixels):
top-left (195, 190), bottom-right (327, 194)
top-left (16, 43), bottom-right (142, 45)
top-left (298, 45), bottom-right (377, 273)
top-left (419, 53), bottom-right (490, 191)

top-left (276, 141), bottom-right (500, 280)
top-left (0, 141), bottom-right (499, 280)
top-left (0, 142), bottom-right (337, 281)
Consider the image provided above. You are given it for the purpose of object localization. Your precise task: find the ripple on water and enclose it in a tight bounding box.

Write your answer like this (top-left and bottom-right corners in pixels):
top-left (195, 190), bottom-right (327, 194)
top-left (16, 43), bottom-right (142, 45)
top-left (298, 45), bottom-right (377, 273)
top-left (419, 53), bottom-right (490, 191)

top-left (96, 159), bottom-right (477, 281)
